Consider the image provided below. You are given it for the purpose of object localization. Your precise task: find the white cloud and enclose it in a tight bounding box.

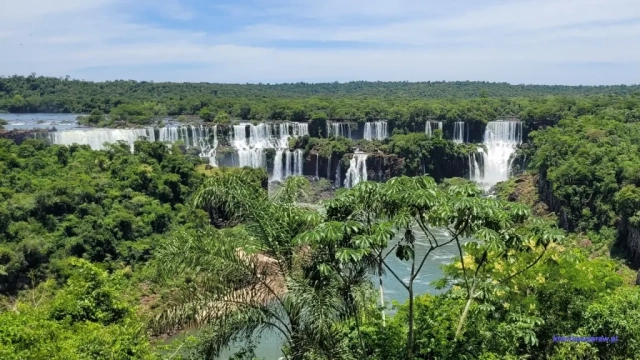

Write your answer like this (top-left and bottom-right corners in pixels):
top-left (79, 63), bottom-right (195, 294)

top-left (0, 0), bottom-right (639, 84)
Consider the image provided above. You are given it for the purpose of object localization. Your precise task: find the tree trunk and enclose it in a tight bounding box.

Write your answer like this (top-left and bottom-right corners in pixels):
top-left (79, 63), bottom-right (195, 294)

top-left (407, 283), bottom-right (414, 360)
top-left (379, 261), bottom-right (386, 326)
top-left (407, 256), bottom-right (416, 360)
top-left (455, 288), bottom-right (475, 340)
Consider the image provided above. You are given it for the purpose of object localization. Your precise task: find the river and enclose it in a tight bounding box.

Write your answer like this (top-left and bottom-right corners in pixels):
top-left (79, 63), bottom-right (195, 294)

top-left (0, 113), bottom-right (83, 131)
top-left (167, 226), bottom-right (463, 360)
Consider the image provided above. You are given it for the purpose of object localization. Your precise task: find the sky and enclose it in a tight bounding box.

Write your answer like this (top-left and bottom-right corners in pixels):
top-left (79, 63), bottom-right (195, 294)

top-left (1, 0), bottom-right (639, 85)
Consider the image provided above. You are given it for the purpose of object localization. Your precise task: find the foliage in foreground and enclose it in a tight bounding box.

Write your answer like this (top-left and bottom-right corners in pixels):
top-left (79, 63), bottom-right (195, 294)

top-left (0, 259), bottom-right (155, 359)
top-left (338, 242), bottom-right (639, 360)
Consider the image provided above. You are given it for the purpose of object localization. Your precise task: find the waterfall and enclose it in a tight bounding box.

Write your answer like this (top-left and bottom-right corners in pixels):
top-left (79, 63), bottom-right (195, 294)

top-left (344, 152), bottom-right (368, 188)
top-left (198, 125), bottom-right (218, 166)
top-left (231, 124), bottom-right (266, 168)
top-left (364, 121), bottom-right (389, 141)
top-left (473, 121), bottom-right (522, 189)
top-left (281, 149), bottom-right (304, 179)
top-left (469, 149), bottom-right (485, 182)
top-left (285, 150), bottom-right (292, 178)
top-left (231, 122), bottom-right (307, 181)
top-left (425, 121), bottom-right (443, 137)
top-left (453, 122), bottom-right (465, 144)
top-left (327, 122), bottom-right (351, 138)
top-left (315, 153), bottom-right (319, 180)
top-left (277, 124), bottom-right (307, 180)
top-left (273, 150), bottom-right (285, 181)
top-left (157, 127), bottom-right (178, 143)
top-left (292, 149), bottom-right (303, 177)
top-left (46, 128), bottom-right (155, 151)
top-left (335, 159), bottom-right (341, 187)
top-left (46, 125), bottom-right (218, 162)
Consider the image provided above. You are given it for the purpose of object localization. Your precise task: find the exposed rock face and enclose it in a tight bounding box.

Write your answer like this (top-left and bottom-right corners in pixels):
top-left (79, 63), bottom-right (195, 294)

top-left (0, 129), bottom-right (52, 145)
top-left (366, 153), bottom-right (403, 182)
top-left (620, 218), bottom-right (640, 268)
top-left (539, 169), bottom-right (640, 269)
top-left (537, 170), bottom-right (570, 230)
top-left (302, 152), bottom-right (336, 182)
top-left (499, 174), bottom-right (550, 217)
top-left (302, 151), bottom-right (406, 185)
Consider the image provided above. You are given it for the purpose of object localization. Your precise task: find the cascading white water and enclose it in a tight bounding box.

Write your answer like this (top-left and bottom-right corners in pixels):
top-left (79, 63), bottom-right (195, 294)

top-left (232, 123), bottom-right (308, 181)
top-left (196, 125), bottom-right (218, 166)
top-left (472, 121), bottom-right (522, 190)
top-left (315, 153), bottom-right (319, 180)
top-left (291, 123), bottom-right (309, 139)
top-left (469, 149), bottom-right (484, 182)
top-left (273, 150), bottom-right (285, 181)
top-left (286, 149), bottom-right (303, 177)
top-left (284, 150), bottom-right (292, 178)
top-left (47, 125), bottom-right (218, 162)
top-left (364, 121), bottom-right (389, 141)
top-left (232, 124), bottom-right (267, 168)
top-left (271, 149), bottom-right (304, 181)
top-left (453, 122), bottom-right (465, 144)
top-left (344, 151), bottom-right (368, 188)
top-left (425, 121), bottom-right (443, 136)
top-left (46, 128), bottom-right (155, 151)
top-left (327, 123), bottom-right (351, 138)
top-left (157, 127), bottom-right (178, 143)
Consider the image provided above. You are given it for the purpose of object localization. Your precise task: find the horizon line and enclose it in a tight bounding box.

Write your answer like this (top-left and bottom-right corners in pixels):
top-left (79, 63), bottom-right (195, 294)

top-left (1, 74), bottom-right (640, 88)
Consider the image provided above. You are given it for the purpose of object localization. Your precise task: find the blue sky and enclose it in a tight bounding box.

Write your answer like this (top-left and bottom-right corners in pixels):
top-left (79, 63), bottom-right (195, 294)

top-left (1, 0), bottom-right (639, 84)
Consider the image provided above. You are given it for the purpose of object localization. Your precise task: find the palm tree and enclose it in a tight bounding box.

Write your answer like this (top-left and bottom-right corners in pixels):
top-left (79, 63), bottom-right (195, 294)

top-left (152, 175), bottom-right (349, 359)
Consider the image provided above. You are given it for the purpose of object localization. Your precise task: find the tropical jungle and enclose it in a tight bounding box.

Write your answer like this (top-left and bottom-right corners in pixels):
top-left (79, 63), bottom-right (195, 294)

top-left (0, 76), bottom-right (639, 360)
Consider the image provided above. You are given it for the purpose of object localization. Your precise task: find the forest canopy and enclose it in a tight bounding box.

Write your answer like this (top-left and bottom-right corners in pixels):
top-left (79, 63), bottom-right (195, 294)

top-left (1, 74), bottom-right (640, 359)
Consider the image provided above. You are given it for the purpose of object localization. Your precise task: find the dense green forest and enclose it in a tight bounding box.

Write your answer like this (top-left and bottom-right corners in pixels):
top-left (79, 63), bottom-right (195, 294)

top-left (1, 139), bottom-right (638, 359)
top-left (1, 75), bottom-right (640, 359)
top-left (1, 76), bottom-right (640, 131)
top-left (2, 75), bottom-right (640, 105)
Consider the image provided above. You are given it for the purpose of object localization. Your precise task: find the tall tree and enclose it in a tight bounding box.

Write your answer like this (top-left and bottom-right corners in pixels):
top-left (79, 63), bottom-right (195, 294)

top-left (153, 176), bottom-right (348, 359)
top-left (313, 177), bottom-right (563, 359)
